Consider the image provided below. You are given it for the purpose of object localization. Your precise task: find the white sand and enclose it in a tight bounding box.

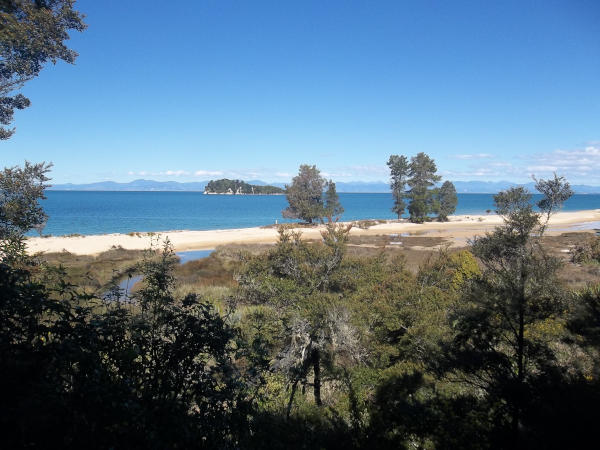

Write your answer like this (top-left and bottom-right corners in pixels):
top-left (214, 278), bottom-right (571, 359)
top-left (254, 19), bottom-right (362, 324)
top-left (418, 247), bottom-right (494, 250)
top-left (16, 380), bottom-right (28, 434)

top-left (26, 209), bottom-right (600, 256)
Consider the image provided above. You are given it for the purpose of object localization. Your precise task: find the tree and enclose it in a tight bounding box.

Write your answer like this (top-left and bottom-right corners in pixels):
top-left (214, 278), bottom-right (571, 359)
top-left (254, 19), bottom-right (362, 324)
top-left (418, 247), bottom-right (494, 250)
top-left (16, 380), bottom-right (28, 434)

top-left (324, 179), bottom-right (343, 219)
top-left (235, 223), bottom-right (362, 415)
top-left (387, 155), bottom-right (409, 219)
top-left (406, 152), bottom-right (441, 223)
top-left (0, 0), bottom-right (86, 139)
top-left (0, 163), bottom-right (248, 447)
top-left (442, 177), bottom-right (573, 447)
top-left (282, 164), bottom-right (326, 224)
top-left (0, 161), bottom-right (51, 241)
top-left (534, 173), bottom-right (573, 234)
top-left (437, 180), bottom-right (457, 221)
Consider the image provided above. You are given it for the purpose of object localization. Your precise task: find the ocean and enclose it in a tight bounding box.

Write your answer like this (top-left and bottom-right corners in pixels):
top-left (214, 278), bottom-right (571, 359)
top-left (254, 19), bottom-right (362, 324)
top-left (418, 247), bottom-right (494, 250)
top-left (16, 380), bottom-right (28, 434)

top-left (35, 191), bottom-right (600, 236)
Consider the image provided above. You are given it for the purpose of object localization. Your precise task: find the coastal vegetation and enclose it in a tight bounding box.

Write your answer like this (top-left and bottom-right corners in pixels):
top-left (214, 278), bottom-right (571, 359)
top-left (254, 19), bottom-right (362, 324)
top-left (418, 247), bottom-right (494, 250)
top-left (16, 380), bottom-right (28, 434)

top-left (388, 152), bottom-right (458, 223)
top-left (204, 178), bottom-right (284, 195)
top-left (282, 164), bottom-right (343, 223)
top-left (2, 161), bottom-right (600, 448)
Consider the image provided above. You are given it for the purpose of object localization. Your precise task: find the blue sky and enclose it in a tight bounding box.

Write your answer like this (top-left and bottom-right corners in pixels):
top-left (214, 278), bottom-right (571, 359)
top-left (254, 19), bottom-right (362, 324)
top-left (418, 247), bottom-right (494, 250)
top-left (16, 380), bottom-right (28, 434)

top-left (2, 0), bottom-right (599, 184)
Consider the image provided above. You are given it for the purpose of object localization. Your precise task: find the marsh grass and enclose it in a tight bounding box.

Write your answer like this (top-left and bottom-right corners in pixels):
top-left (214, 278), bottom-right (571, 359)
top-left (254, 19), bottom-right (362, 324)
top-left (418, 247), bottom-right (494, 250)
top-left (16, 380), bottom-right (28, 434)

top-left (36, 233), bottom-right (597, 302)
top-left (39, 246), bottom-right (239, 300)
top-left (39, 247), bottom-right (147, 294)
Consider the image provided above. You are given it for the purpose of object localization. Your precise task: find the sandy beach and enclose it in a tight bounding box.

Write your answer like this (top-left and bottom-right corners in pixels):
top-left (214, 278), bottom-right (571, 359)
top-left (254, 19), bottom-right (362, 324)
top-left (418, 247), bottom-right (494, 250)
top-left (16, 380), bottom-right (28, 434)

top-left (26, 209), bottom-right (600, 256)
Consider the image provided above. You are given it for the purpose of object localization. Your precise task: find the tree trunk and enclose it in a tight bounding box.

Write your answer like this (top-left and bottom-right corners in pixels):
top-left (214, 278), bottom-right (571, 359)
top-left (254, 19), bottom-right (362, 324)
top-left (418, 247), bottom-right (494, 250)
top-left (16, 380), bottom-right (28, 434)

top-left (513, 266), bottom-right (526, 447)
top-left (312, 348), bottom-right (322, 406)
top-left (286, 378), bottom-right (300, 419)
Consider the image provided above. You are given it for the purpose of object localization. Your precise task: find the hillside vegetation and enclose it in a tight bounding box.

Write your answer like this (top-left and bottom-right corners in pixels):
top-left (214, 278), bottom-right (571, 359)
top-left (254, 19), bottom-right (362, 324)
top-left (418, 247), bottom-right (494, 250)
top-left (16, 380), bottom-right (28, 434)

top-left (205, 178), bottom-right (284, 194)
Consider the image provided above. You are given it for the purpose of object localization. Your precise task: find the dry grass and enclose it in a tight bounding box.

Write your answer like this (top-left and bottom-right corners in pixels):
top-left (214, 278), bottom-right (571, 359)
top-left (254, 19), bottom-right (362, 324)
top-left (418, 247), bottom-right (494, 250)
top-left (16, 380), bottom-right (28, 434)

top-left (38, 247), bottom-right (146, 294)
top-left (37, 232), bottom-right (600, 298)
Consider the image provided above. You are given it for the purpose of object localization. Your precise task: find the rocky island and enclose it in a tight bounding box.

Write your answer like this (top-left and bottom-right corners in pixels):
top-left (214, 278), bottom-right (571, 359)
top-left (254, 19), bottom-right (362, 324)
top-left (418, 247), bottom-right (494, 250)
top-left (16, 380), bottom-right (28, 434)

top-left (203, 178), bottom-right (285, 195)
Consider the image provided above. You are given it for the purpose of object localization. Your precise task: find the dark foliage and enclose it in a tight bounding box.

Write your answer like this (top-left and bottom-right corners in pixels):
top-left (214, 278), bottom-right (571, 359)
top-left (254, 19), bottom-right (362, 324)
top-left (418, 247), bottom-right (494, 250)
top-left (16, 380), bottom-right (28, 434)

top-left (205, 178), bottom-right (284, 195)
top-left (0, 161), bottom-right (51, 239)
top-left (0, 0), bottom-right (86, 138)
top-left (0, 240), bottom-right (249, 448)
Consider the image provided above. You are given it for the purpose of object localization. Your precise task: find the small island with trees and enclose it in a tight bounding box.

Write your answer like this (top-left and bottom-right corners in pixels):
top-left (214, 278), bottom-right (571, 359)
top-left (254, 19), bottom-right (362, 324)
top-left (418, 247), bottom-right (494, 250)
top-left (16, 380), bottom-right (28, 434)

top-left (204, 179), bottom-right (284, 195)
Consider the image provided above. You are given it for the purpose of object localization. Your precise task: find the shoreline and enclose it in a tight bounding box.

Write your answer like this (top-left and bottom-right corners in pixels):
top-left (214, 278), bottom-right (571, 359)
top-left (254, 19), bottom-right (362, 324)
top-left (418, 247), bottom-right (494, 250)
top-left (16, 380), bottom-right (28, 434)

top-left (26, 209), bottom-right (600, 256)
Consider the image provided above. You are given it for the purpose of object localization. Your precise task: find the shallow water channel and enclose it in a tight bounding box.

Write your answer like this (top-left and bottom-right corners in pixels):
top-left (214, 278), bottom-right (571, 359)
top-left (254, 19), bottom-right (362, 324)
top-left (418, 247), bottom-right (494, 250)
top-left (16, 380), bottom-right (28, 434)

top-left (116, 249), bottom-right (214, 297)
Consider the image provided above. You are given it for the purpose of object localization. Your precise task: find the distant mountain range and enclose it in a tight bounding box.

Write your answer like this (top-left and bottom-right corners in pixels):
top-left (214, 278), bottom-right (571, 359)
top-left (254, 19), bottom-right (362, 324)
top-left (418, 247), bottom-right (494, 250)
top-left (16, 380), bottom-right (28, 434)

top-left (48, 179), bottom-right (600, 194)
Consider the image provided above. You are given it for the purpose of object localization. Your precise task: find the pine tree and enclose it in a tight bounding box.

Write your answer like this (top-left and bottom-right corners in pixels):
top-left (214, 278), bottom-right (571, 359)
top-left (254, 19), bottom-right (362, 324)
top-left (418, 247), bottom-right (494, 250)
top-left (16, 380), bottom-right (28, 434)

top-left (443, 178), bottom-right (573, 447)
top-left (387, 155), bottom-right (409, 219)
top-left (406, 152), bottom-right (441, 223)
top-left (324, 179), bottom-right (344, 219)
top-left (438, 181), bottom-right (457, 221)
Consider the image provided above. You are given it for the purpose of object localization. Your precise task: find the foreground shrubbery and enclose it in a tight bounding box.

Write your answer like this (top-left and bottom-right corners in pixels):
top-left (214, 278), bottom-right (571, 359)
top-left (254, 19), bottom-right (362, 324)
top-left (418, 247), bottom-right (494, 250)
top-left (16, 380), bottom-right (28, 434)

top-left (571, 235), bottom-right (600, 264)
top-left (1, 168), bottom-right (600, 449)
top-left (0, 240), bottom-right (248, 448)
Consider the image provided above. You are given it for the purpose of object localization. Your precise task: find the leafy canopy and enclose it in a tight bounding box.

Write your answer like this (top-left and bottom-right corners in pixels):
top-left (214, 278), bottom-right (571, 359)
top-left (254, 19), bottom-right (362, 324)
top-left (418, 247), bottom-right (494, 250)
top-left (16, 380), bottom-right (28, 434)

top-left (283, 165), bottom-right (343, 224)
top-left (0, 0), bottom-right (86, 139)
top-left (0, 161), bottom-right (51, 241)
top-left (442, 177), bottom-right (574, 447)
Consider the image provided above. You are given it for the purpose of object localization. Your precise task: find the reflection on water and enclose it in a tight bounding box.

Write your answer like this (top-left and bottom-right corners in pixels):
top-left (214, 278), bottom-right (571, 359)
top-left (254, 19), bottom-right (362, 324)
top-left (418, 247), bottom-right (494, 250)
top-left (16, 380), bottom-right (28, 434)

top-left (176, 249), bottom-right (214, 264)
top-left (112, 249), bottom-right (215, 299)
top-left (117, 274), bottom-right (143, 297)
top-left (569, 221), bottom-right (600, 231)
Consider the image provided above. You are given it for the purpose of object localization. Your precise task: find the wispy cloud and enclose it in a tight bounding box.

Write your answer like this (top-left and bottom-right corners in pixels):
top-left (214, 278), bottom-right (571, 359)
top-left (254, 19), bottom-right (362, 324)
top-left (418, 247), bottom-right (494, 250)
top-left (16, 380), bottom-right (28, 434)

top-left (525, 145), bottom-right (600, 178)
top-left (125, 144), bottom-right (600, 185)
top-left (194, 170), bottom-right (224, 177)
top-left (445, 144), bottom-right (600, 183)
top-left (442, 167), bottom-right (507, 178)
top-left (165, 170), bottom-right (190, 177)
top-left (452, 153), bottom-right (494, 160)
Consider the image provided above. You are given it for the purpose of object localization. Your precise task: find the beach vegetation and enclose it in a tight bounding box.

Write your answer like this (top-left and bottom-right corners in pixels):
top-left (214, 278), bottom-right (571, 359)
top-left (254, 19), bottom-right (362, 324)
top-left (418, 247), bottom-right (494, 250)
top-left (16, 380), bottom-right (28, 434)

top-left (406, 152), bottom-right (442, 223)
top-left (324, 179), bottom-right (344, 219)
top-left (387, 152), bottom-right (458, 223)
top-left (437, 180), bottom-right (458, 221)
top-left (354, 219), bottom-right (377, 229)
top-left (534, 173), bottom-right (574, 230)
top-left (387, 154), bottom-right (410, 219)
top-left (571, 235), bottom-right (600, 264)
top-left (282, 164), bottom-right (343, 224)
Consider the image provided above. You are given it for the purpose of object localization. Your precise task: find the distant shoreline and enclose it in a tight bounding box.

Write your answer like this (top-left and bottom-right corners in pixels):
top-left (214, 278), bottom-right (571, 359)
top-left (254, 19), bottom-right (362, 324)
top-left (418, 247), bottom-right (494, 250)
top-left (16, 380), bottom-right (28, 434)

top-left (26, 209), bottom-right (600, 256)
top-left (203, 192), bottom-right (285, 195)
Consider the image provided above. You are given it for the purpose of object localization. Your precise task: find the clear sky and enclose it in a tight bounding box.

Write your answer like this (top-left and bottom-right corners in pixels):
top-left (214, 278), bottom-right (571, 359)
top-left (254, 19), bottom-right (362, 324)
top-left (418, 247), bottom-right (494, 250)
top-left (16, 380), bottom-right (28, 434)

top-left (2, 0), bottom-right (599, 184)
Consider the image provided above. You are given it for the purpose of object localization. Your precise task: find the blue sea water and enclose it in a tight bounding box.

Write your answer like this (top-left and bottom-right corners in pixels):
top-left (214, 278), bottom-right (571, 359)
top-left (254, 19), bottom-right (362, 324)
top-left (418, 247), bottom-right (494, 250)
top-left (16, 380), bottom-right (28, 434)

top-left (36, 191), bottom-right (600, 237)
top-left (116, 250), bottom-right (215, 296)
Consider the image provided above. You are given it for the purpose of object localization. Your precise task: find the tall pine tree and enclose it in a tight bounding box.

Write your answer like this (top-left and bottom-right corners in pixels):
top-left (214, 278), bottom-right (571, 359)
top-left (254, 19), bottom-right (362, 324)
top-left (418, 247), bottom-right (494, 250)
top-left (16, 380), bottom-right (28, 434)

top-left (387, 155), bottom-right (409, 219)
top-left (406, 152), bottom-right (441, 223)
top-left (324, 179), bottom-right (344, 219)
top-left (437, 181), bottom-right (457, 221)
